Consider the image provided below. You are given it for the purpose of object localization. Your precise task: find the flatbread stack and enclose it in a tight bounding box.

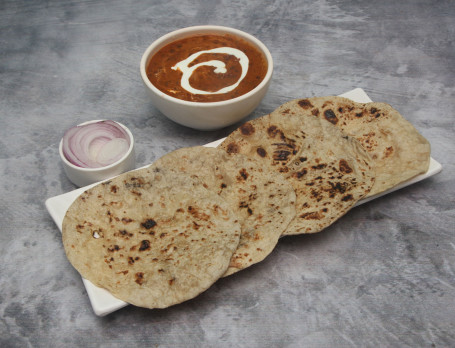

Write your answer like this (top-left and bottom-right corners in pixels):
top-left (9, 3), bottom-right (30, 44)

top-left (61, 95), bottom-right (431, 310)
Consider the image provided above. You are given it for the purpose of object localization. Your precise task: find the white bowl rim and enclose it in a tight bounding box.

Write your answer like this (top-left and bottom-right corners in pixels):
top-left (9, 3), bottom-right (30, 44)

top-left (140, 25), bottom-right (274, 108)
top-left (59, 119), bottom-right (135, 172)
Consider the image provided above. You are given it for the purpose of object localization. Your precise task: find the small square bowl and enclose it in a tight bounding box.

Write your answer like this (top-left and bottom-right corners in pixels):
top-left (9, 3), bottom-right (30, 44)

top-left (140, 25), bottom-right (273, 131)
top-left (59, 120), bottom-right (135, 187)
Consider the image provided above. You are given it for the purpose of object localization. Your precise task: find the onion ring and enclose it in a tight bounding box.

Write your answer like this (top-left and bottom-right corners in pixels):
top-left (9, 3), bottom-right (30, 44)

top-left (62, 120), bottom-right (130, 168)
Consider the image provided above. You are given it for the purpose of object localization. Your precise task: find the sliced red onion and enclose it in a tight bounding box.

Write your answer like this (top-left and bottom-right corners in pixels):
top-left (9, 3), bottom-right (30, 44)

top-left (62, 120), bottom-right (131, 168)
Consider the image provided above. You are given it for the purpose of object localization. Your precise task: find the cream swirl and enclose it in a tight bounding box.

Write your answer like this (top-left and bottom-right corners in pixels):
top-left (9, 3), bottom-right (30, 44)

top-left (171, 47), bottom-right (249, 95)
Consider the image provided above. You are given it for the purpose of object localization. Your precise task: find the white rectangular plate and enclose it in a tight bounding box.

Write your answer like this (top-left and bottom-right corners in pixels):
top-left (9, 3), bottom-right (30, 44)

top-left (45, 88), bottom-right (442, 316)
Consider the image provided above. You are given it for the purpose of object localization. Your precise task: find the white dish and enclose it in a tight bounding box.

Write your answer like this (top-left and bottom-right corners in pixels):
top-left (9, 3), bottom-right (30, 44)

top-left (59, 120), bottom-right (135, 187)
top-left (140, 25), bottom-right (273, 130)
top-left (45, 88), bottom-right (442, 316)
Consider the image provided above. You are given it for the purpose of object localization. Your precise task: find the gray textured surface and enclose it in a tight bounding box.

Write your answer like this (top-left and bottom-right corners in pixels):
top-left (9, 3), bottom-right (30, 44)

top-left (1, 0), bottom-right (454, 347)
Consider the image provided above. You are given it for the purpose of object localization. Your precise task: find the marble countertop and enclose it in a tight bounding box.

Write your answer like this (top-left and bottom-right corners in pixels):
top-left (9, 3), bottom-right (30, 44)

top-left (1, 0), bottom-right (454, 346)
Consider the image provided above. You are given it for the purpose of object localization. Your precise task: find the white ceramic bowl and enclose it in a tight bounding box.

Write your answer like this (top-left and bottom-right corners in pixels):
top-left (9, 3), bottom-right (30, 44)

top-left (59, 120), bottom-right (136, 187)
top-left (140, 25), bottom-right (273, 130)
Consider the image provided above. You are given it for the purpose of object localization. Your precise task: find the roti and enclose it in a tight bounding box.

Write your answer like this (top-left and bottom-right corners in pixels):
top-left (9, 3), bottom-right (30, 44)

top-left (288, 96), bottom-right (431, 196)
top-left (220, 110), bottom-right (375, 235)
top-left (62, 166), bottom-right (241, 309)
top-left (153, 146), bottom-right (296, 276)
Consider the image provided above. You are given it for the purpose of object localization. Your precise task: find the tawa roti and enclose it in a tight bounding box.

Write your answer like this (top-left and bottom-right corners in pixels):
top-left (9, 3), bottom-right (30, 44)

top-left (153, 146), bottom-right (296, 276)
top-left (289, 96), bottom-right (431, 196)
top-left (62, 166), bottom-right (241, 309)
top-left (221, 110), bottom-right (375, 235)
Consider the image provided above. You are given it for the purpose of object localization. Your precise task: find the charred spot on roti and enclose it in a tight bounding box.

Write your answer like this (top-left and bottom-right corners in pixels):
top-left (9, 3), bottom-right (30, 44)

top-left (298, 99), bottom-right (313, 109)
top-left (328, 181), bottom-right (348, 195)
top-left (139, 240), bottom-right (151, 251)
top-left (267, 125), bottom-right (285, 139)
top-left (135, 272), bottom-right (144, 285)
top-left (187, 205), bottom-right (210, 221)
top-left (125, 177), bottom-right (147, 189)
top-left (122, 217), bottom-right (133, 224)
top-left (299, 211), bottom-right (323, 220)
top-left (359, 132), bottom-right (378, 151)
top-left (339, 159), bottom-right (353, 174)
top-left (341, 194), bottom-right (354, 201)
top-left (273, 150), bottom-right (292, 162)
top-left (141, 219), bottom-right (157, 229)
top-left (128, 256), bottom-right (140, 265)
top-left (366, 106), bottom-right (383, 119)
top-left (238, 201), bottom-right (253, 216)
top-left (311, 163), bottom-right (327, 170)
top-left (273, 142), bottom-right (295, 149)
top-left (225, 142), bottom-right (239, 154)
top-left (107, 244), bottom-right (120, 252)
top-left (237, 168), bottom-right (249, 181)
top-left (293, 168), bottom-right (308, 179)
top-left (310, 188), bottom-right (323, 202)
top-left (240, 122), bottom-right (255, 135)
top-left (117, 229), bottom-right (133, 238)
top-left (384, 146), bottom-right (394, 158)
top-left (256, 147), bottom-right (267, 157)
top-left (271, 142), bottom-right (297, 163)
top-left (324, 109), bottom-right (338, 125)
